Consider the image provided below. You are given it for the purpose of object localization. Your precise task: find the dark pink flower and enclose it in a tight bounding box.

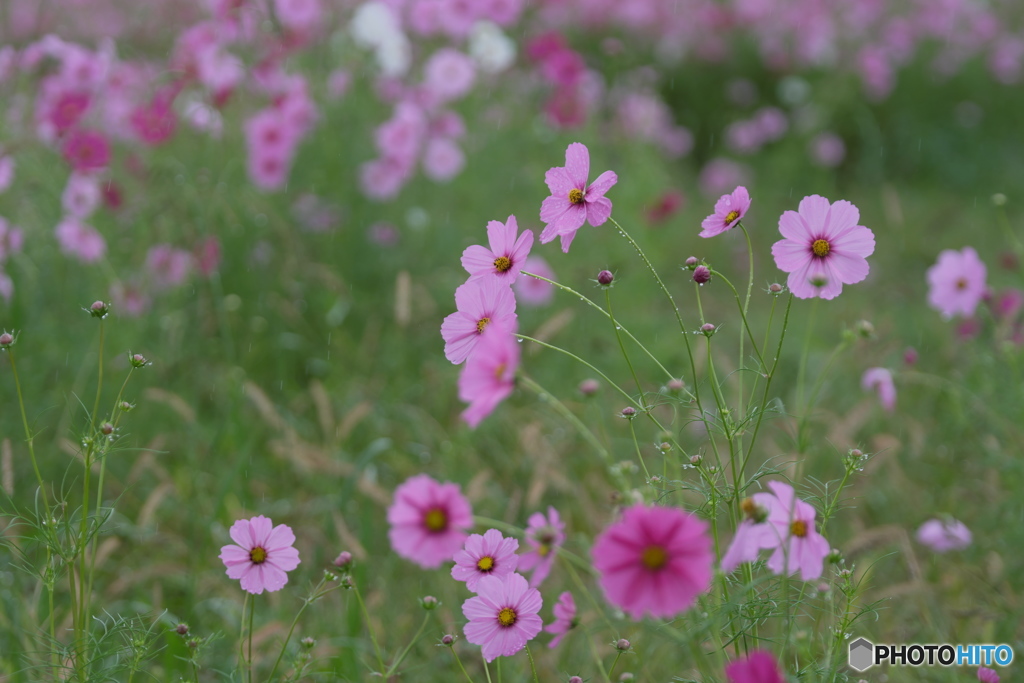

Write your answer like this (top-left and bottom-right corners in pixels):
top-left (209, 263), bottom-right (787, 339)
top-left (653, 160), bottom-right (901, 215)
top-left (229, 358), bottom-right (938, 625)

top-left (539, 142), bottom-right (617, 253)
top-left (461, 215), bottom-right (534, 284)
top-left (441, 277), bottom-right (517, 364)
top-left (462, 573), bottom-right (543, 662)
top-left (977, 666), bottom-right (1000, 683)
top-left (916, 518), bottom-right (971, 553)
top-left (452, 528), bottom-right (519, 591)
top-left (130, 96), bottom-right (177, 146)
top-left (771, 195), bottom-right (875, 300)
top-left (219, 515), bottom-right (301, 594)
top-left (517, 506), bottom-right (565, 587)
top-left (62, 129), bottom-right (111, 172)
top-left (700, 185), bottom-right (751, 238)
top-left (725, 650), bottom-right (784, 683)
top-left (861, 367), bottom-right (896, 411)
top-left (543, 591), bottom-right (576, 648)
top-left (458, 321), bottom-right (519, 428)
top-left (387, 474), bottom-right (473, 569)
top-left (591, 504), bottom-right (713, 620)
top-left (926, 247), bottom-right (987, 319)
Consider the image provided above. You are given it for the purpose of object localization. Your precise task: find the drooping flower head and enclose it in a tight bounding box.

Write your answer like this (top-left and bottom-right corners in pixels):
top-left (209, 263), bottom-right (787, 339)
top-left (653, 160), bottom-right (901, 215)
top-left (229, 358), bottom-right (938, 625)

top-left (591, 504), bottom-right (713, 620)
top-left (544, 591), bottom-right (577, 648)
top-left (458, 321), bottom-right (519, 428)
top-left (701, 186), bottom-right (751, 238)
top-left (539, 142), bottom-right (617, 253)
top-left (462, 572), bottom-right (543, 662)
top-left (720, 490), bottom-right (785, 574)
top-left (762, 481), bottom-right (831, 581)
top-left (926, 247), bottom-right (987, 319)
top-left (387, 474), bottom-right (474, 569)
top-left (725, 650), bottom-right (785, 683)
top-left (441, 277), bottom-right (517, 364)
top-left (452, 528), bottom-right (519, 591)
top-left (916, 517), bottom-right (972, 553)
top-left (771, 195), bottom-right (875, 300)
top-left (219, 515), bottom-right (301, 594)
top-left (861, 367), bottom-right (896, 412)
top-left (517, 506), bottom-right (565, 587)
top-left (461, 215), bottom-right (534, 284)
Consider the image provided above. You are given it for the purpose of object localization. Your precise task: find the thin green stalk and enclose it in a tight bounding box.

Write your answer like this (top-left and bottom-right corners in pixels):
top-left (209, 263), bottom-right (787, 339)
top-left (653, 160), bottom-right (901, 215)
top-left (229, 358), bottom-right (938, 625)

top-left (605, 288), bottom-right (647, 409)
top-left (239, 594), bottom-right (250, 678)
top-left (483, 656), bottom-right (493, 683)
top-left (519, 374), bottom-right (611, 464)
top-left (708, 269), bottom-right (767, 371)
top-left (525, 644), bottom-right (541, 683)
top-left (353, 583), bottom-right (386, 673)
top-left (90, 321), bottom-right (105, 431)
top-left (248, 593), bottom-right (256, 683)
top-left (451, 647), bottom-right (476, 683)
top-left (267, 577), bottom-right (343, 682)
top-left (385, 611), bottom-right (431, 677)
top-left (6, 349), bottom-right (49, 509)
top-left (627, 419), bottom-right (651, 481)
top-left (607, 652), bottom-right (623, 679)
top-left (514, 335), bottom-right (638, 407)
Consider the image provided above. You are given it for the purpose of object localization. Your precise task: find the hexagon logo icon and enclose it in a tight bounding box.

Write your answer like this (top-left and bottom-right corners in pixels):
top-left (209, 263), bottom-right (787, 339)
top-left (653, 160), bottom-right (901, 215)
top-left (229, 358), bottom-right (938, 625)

top-left (848, 637), bottom-right (875, 672)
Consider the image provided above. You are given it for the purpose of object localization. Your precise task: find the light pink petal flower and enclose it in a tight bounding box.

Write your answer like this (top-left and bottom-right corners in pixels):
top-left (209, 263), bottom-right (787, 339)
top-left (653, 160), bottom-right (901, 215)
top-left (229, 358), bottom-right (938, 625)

top-left (462, 573), bottom-right (543, 662)
top-left (387, 474), bottom-right (474, 568)
top-left (441, 277), bottom-right (518, 364)
top-left (219, 515), bottom-right (301, 595)
top-left (538, 142), bottom-right (617, 253)
top-left (861, 367), bottom-right (896, 411)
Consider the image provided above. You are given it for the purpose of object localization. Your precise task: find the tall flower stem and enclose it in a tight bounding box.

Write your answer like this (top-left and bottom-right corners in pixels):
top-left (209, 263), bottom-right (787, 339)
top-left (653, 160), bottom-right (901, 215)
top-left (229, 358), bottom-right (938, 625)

top-left (525, 644), bottom-right (541, 683)
top-left (353, 582), bottom-right (386, 673)
top-left (605, 288), bottom-right (647, 409)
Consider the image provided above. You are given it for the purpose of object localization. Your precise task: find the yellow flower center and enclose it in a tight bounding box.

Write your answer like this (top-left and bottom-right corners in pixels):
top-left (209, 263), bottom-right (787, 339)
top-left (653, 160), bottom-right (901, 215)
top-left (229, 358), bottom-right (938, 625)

top-left (568, 188), bottom-right (585, 205)
top-left (955, 277), bottom-right (968, 290)
top-left (725, 210), bottom-right (740, 224)
top-left (249, 547), bottom-right (267, 564)
top-left (498, 607), bottom-right (517, 627)
top-left (493, 362), bottom-right (506, 380)
top-left (424, 508), bottom-right (448, 532)
top-left (494, 256), bottom-right (512, 272)
top-left (641, 545), bottom-right (668, 570)
top-left (537, 544), bottom-right (551, 557)
top-left (477, 556), bottom-right (495, 571)
top-left (790, 520), bottom-right (808, 538)
top-left (811, 239), bottom-right (831, 257)
top-left (477, 317), bottom-right (491, 333)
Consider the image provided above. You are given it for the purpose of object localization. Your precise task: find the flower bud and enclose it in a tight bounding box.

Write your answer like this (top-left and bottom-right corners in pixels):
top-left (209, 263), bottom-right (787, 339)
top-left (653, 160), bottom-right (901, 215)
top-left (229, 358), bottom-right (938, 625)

top-left (579, 378), bottom-right (600, 396)
top-left (569, 678), bottom-right (583, 683)
top-left (768, 283), bottom-right (783, 294)
top-left (903, 347), bottom-right (918, 366)
top-left (700, 323), bottom-right (716, 337)
top-left (420, 595), bottom-right (439, 610)
top-left (175, 623), bottom-right (189, 636)
top-left (666, 378), bottom-right (685, 394)
top-left (619, 674), bottom-right (634, 682)
top-left (684, 256), bottom-right (698, 269)
top-left (827, 548), bottom-right (843, 564)
top-left (689, 454), bottom-right (702, 465)
top-left (615, 638), bottom-right (631, 652)
top-left (341, 575), bottom-right (354, 589)
top-left (597, 270), bottom-right (614, 286)
top-left (301, 636), bottom-right (317, 649)
top-left (620, 407), bottom-right (636, 419)
top-left (0, 332), bottom-right (13, 348)
top-left (442, 634), bottom-right (455, 646)
top-left (89, 300), bottom-right (109, 319)
top-left (187, 638), bottom-right (199, 650)
top-left (129, 353), bottom-right (149, 368)
top-left (333, 551), bottom-right (353, 570)
top-left (100, 423), bottom-right (114, 436)
top-left (855, 319), bottom-right (874, 339)
top-left (692, 265), bottom-right (711, 285)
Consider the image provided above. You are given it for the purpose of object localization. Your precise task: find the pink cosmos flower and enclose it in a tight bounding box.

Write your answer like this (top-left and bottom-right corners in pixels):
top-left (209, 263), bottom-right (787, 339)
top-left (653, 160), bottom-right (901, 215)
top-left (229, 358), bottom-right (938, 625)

top-left (422, 138), bottom-right (465, 182)
top-left (513, 256), bottom-right (556, 307)
top-left (810, 132), bottom-right (846, 168)
top-left (62, 129), bottom-right (111, 172)
top-left (462, 572), bottom-right (543, 662)
top-left (110, 279), bottom-right (151, 317)
top-left (0, 270), bottom-right (13, 303)
top-left (993, 288), bottom-right (1024, 320)
top-left (461, 215), bottom-right (534, 284)
top-left (130, 96), bottom-right (177, 146)
top-left (275, 0), bottom-right (323, 33)
top-left (441, 277), bottom-right (517, 364)
top-left (926, 247), bottom-right (988, 319)
top-left (219, 515), bottom-right (301, 594)
top-left (146, 245), bottom-right (193, 290)
top-left (699, 158), bottom-right (751, 198)
top-left (591, 504), bottom-right (713, 620)
top-left (861, 367), bottom-right (896, 411)
top-left (49, 90), bottom-right (91, 133)
top-left (725, 650), bottom-right (784, 683)
top-left (0, 217), bottom-right (24, 262)
top-left (0, 154), bottom-right (14, 193)
top-left (544, 591), bottom-right (576, 648)
top-left (452, 528), bottom-right (519, 591)
top-left (978, 666), bottom-right (1000, 683)
top-left (771, 195), bottom-right (875, 300)
top-left (61, 172), bottom-right (101, 218)
top-left (517, 506), bottom-right (565, 587)
top-left (916, 518), bottom-right (971, 553)
top-left (458, 321), bottom-right (519, 428)
top-left (387, 474), bottom-right (474, 569)
top-left (55, 218), bottom-right (105, 263)
top-left (721, 490), bottom-right (786, 574)
top-left (539, 142), bottom-right (617, 253)
top-left (762, 481), bottom-right (831, 581)
top-left (424, 49), bottom-right (476, 103)
top-left (700, 186), bottom-right (751, 238)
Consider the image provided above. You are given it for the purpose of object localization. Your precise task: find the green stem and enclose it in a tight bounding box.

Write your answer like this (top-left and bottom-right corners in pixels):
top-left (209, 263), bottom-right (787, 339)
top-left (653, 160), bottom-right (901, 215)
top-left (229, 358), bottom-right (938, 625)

top-left (627, 419), bottom-right (651, 481)
top-left (240, 594), bottom-right (250, 678)
top-left (605, 288), bottom-right (647, 409)
top-left (353, 583), bottom-right (386, 673)
top-left (248, 593), bottom-right (256, 683)
top-left (385, 611), bottom-right (432, 677)
top-left (608, 652), bottom-right (623, 679)
top-left (451, 648), bottom-right (476, 683)
top-left (266, 577), bottom-right (342, 682)
top-left (483, 656), bottom-right (493, 683)
top-left (6, 349), bottom-right (49, 509)
top-left (514, 335), bottom-right (638, 407)
top-left (525, 644), bottom-right (541, 683)
top-left (518, 374), bottom-right (611, 465)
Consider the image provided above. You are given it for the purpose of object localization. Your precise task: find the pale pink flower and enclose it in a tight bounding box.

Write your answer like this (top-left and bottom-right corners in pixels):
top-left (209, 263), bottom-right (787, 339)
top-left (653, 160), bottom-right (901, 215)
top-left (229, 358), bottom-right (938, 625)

top-left (0, 270), bottom-right (12, 303)
top-left (861, 367), bottom-right (896, 412)
top-left (725, 650), bottom-right (784, 683)
top-left (327, 69), bottom-right (351, 100)
top-left (926, 247), bottom-right (987, 319)
top-left (219, 515), bottom-right (301, 594)
top-left (441, 277), bottom-right (517, 364)
top-left (721, 491), bottom-right (786, 574)
top-left (700, 186), bottom-right (751, 238)
top-left (699, 158), bottom-right (751, 197)
top-left (452, 528), bottom-right (519, 591)
top-left (461, 215), bottom-right (534, 284)
top-left (513, 256), bottom-right (556, 307)
top-left (977, 666), bottom-right (1000, 683)
top-left (61, 172), bottom-right (101, 218)
top-left (146, 245), bottom-right (193, 289)
top-left (110, 280), bottom-right (151, 317)
top-left (518, 507), bottom-right (565, 588)
top-left (360, 156), bottom-right (413, 201)
top-left (387, 474), bottom-right (473, 569)
top-left (422, 138), bottom-right (465, 182)
top-left (458, 321), bottom-right (519, 428)
top-left (55, 218), bottom-right (105, 263)
top-left (0, 218), bottom-right (24, 262)
top-left (810, 132), bottom-right (846, 167)
top-left (539, 142), bottom-right (617, 253)
top-left (591, 504), bottom-right (713, 620)
top-left (248, 151), bottom-right (292, 191)
top-left (0, 154), bottom-right (14, 193)
top-left (62, 129), bottom-right (111, 172)
top-left (762, 481), bottom-right (831, 581)
top-left (543, 591), bottom-right (576, 648)
top-left (771, 195), bottom-right (875, 300)
top-left (916, 518), bottom-right (971, 553)
top-left (423, 49), bottom-right (476, 103)
top-left (274, 0), bottom-right (323, 33)
top-left (462, 573), bottom-right (543, 662)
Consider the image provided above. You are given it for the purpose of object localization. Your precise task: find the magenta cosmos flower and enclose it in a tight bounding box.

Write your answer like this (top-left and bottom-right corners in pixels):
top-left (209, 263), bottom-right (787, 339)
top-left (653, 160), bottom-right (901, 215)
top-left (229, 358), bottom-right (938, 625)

top-left (725, 650), bottom-right (784, 683)
top-left (462, 572), bottom-right (543, 662)
top-left (700, 186), bottom-right (751, 238)
top-left (458, 321), bottom-right (519, 429)
top-left (387, 474), bottom-right (474, 569)
top-left (452, 528), bottom-right (519, 591)
top-left (441, 277), bottom-right (517, 364)
top-left (517, 506), bottom-right (565, 587)
top-left (861, 367), bottom-right (896, 412)
top-left (539, 142), bottom-right (618, 253)
top-left (461, 215), bottom-right (534, 284)
top-left (544, 591), bottom-right (577, 648)
top-left (591, 504), bottom-right (713, 620)
top-left (977, 666), bottom-right (1000, 683)
top-left (762, 481), bottom-right (831, 581)
top-left (926, 247), bottom-right (987, 319)
top-left (771, 195), bottom-right (875, 300)
top-left (219, 515), bottom-right (301, 595)
top-left (916, 518), bottom-right (971, 553)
